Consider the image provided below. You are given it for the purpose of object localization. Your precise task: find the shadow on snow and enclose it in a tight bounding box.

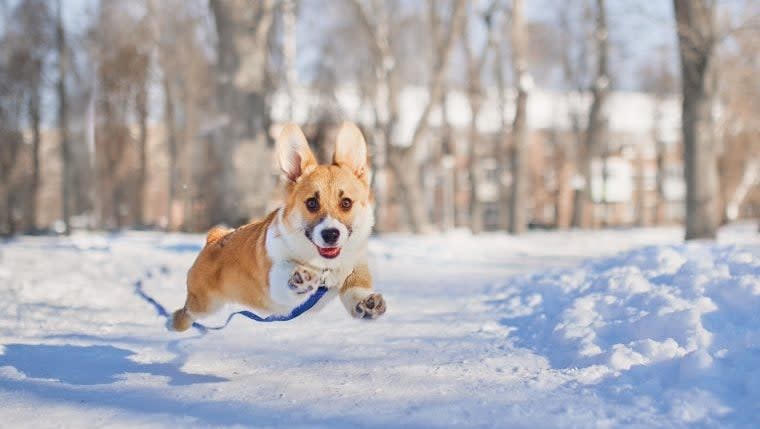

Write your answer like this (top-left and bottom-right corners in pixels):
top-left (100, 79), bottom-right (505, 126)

top-left (0, 343), bottom-right (225, 386)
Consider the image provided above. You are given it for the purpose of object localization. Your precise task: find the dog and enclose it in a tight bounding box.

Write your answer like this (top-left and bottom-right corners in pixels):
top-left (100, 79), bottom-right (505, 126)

top-left (171, 122), bottom-right (386, 331)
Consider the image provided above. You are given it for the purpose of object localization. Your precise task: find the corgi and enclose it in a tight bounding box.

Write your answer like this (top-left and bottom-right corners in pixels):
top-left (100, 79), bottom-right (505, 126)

top-left (171, 122), bottom-right (385, 331)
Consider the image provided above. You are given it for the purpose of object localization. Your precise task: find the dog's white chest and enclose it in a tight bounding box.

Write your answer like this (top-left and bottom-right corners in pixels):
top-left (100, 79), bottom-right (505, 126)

top-left (268, 262), bottom-right (301, 308)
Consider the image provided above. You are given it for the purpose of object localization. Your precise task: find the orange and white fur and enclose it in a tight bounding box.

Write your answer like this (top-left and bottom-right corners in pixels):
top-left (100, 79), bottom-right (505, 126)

top-left (171, 122), bottom-right (385, 331)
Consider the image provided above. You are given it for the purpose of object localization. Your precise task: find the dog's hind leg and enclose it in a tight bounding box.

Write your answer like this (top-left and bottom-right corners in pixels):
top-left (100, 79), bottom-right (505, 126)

top-left (172, 285), bottom-right (221, 331)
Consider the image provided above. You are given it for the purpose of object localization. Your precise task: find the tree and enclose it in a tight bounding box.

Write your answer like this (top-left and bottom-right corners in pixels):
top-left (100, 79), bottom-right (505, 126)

top-left (494, 18), bottom-right (511, 231)
top-left (162, 72), bottom-right (179, 228)
top-left (508, 0), bottom-right (530, 234)
top-left (463, 1), bottom-right (499, 234)
top-left (714, 3), bottom-right (759, 225)
top-left (18, 0), bottom-right (52, 232)
top-left (558, 1), bottom-right (592, 229)
top-left (282, 0), bottom-right (298, 119)
top-left (351, 0), bottom-right (466, 233)
top-left (0, 0), bottom-right (53, 235)
top-left (575, 0), bottom-right (610, 229)
top-left (148, 0), bottom-right (213, 231)
top-left (673, 0), bottom-right (720, 240)
top-left (0, 75), bottom-right (24, 235)
top-left (0, 0), bottom-right (53, 232)
top-left (639, 46), bottom-right (676, 225)
top-left (56, 0), bottom-right (71, 234)
top-left (208, 0), bottom-right (276, 226)
top-left (87, 0), bottom-right (148, 228)
top-left (135, 66), bottom-right (149, 227)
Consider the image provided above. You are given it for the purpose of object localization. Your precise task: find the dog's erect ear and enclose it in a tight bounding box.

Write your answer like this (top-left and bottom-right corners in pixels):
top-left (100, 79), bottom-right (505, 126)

top-left (276, 124), bottom-right (317, 182)
top-left (333, 122), bottom-right (368, 182)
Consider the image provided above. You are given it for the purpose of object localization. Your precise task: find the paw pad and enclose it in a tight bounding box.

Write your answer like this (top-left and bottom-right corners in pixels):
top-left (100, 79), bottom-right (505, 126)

top-left (353, 293), bottom-right (386, 319)
top-left (288, 267), bottom-right (320, 295)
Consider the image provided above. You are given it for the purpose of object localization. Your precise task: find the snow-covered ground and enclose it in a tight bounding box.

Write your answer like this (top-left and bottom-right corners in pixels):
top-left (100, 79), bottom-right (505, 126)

top-left (0, 223), bottom-right (757, 428)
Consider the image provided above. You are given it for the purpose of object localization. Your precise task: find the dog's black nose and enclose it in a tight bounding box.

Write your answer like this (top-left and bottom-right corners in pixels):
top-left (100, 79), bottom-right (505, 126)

top-left (321, 228), bottom-right (340, 245)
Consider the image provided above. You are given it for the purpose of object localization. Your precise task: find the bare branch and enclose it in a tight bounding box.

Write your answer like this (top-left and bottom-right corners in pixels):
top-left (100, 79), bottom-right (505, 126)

top-left (407, 0), bottom-right (466, 151)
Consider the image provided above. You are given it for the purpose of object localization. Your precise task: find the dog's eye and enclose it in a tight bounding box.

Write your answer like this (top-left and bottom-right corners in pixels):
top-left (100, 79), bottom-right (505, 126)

top-left (305, 197), bottom-right (320, 212)
top-left (340, 198), bottom-right (353, 210)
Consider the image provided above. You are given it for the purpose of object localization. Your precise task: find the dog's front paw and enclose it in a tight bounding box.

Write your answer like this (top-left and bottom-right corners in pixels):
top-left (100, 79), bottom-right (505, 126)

top-left (352, 293), bottom-right (386, 319)
top-left (288, 266), bottom-right (321, 295)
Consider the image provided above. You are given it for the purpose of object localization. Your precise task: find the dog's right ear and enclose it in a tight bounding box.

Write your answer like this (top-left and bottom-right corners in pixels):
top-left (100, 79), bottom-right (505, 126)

top-left (333, 122), bottom-right (369, 184)
top-left (276, 124), bottom-right (317, 182)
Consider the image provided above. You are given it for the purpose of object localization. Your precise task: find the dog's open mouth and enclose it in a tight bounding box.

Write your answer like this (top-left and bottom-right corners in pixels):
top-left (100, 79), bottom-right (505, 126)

top-left (317, 246), bottom-right (341, 259)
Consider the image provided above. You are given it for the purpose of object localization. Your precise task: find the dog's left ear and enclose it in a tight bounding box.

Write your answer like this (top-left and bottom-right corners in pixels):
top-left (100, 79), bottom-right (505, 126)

top-left (333, 122), bottom-right (369, 183)
top-left (276, 124), bottom-right (317, 182)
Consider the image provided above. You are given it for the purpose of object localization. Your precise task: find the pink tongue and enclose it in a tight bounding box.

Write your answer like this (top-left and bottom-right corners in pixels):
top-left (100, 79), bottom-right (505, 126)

top-left (319, 247), bottom-right (341, 258)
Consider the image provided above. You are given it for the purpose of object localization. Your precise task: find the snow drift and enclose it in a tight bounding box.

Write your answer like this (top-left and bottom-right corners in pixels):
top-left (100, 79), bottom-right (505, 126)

top-left (489, 244), bottom-right (760, 426)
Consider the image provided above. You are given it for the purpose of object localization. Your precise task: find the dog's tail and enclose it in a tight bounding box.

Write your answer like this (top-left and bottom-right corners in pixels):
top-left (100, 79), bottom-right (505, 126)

top-left (205, 226), bottom-right (231, 245)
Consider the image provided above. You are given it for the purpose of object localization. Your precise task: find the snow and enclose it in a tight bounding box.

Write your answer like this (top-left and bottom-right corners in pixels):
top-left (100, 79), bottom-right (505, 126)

top-left (487, 243), bottom-right (760, 427)
top-left (0, 223), bottom-right (757, 428)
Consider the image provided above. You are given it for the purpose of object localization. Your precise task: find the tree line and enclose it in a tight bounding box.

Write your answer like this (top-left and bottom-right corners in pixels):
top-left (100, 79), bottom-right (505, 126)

top-left (0, 0), bottom-right (757, 239)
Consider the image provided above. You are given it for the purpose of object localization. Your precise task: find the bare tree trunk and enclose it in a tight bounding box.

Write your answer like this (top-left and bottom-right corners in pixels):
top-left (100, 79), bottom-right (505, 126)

top-left (509, 0), bottom-right (529, 234)
top-left (0, 127), bottom-right (23, 236)
top-left (439, 92), bottom-right (456, 230)
top-left (463, 1), bottom-right (498, 233)
top-left (180, 86), bottom-right (194, 231)
top-left (350, 0), bottom-right (464, 233)
top-left (467, 99), bottom-right (483, 233)
top-left (135, 81), bottom-right (148, 227)
top-left (391, 0), bottom-right (466, 233)
top-left (425, 2), bottom-right (448, 230)
top-left (553, 132), bottom-right (574, 229)
top-left (600, 138), bottom-right (610, 226)
top-left (635, 142), bottom-right (647, 226)
top-left (342, 0), bottom-right (395, 232)
top-left (369, 4), bottom-right (395, 234)
top-left (282, 0), bottom-right (297, 119)
top-left (56, 0), bottom-right (71, 235)
top-left (674, 0), bottom-right (719, 240)
top-left (406, 1), bottom-right (465, 231)
top-left (581, 0), bottom-right (609, 229)
top-left (655, 141), bottom-right (668, 224)
top-left (652, 95), bottom-right (665, 226)
top-left (571, 0), bottom-right (609, 229)
top-left (209, 0), bottom-right (275, 226)
top-left (569, 111), bottom-right (587, 229)
top-left (558, 2), bottom-right (588, 229)
top-left (386, 151), bottom-right (428, 232)
top-left (495, 26), bottom-right (512, 231)
top-left (653, 90), bottom-right (668, 226)
top-left (724, 159), bottom-right (758, 222)
top-left (6, 189), bottom-right (17, 236)
top-left (163, 76), bottom-right (179, 231)
top-left (644, 45), bottom-right (675, 227)
top-left (84, 59), bottom-right (98, 230)
top-left (464, 30), bottom-right (482, 233)
top-left (29, 86), bottom-right (41, 232)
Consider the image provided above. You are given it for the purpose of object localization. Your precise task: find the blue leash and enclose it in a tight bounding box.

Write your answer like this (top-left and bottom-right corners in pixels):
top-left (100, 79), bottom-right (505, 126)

top-left (134, 278), bottom-right (329, 333)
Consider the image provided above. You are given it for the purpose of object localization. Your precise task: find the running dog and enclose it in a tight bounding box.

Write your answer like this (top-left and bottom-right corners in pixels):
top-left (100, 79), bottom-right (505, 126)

top-left (172, 122), bottom-right (385, 331)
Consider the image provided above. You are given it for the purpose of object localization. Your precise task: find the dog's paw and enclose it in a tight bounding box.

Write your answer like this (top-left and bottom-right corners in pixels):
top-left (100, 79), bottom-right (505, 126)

top-left (288, 266), bottom-right (321, 295)
top-left (171, 308), bottom-right (193, 332)
top-left (352, 293), bottom-right (386, 320)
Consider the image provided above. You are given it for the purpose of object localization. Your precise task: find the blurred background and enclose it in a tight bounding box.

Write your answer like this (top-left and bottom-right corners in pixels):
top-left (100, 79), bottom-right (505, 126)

top-left (0, 0), bottom-right (757, 238)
